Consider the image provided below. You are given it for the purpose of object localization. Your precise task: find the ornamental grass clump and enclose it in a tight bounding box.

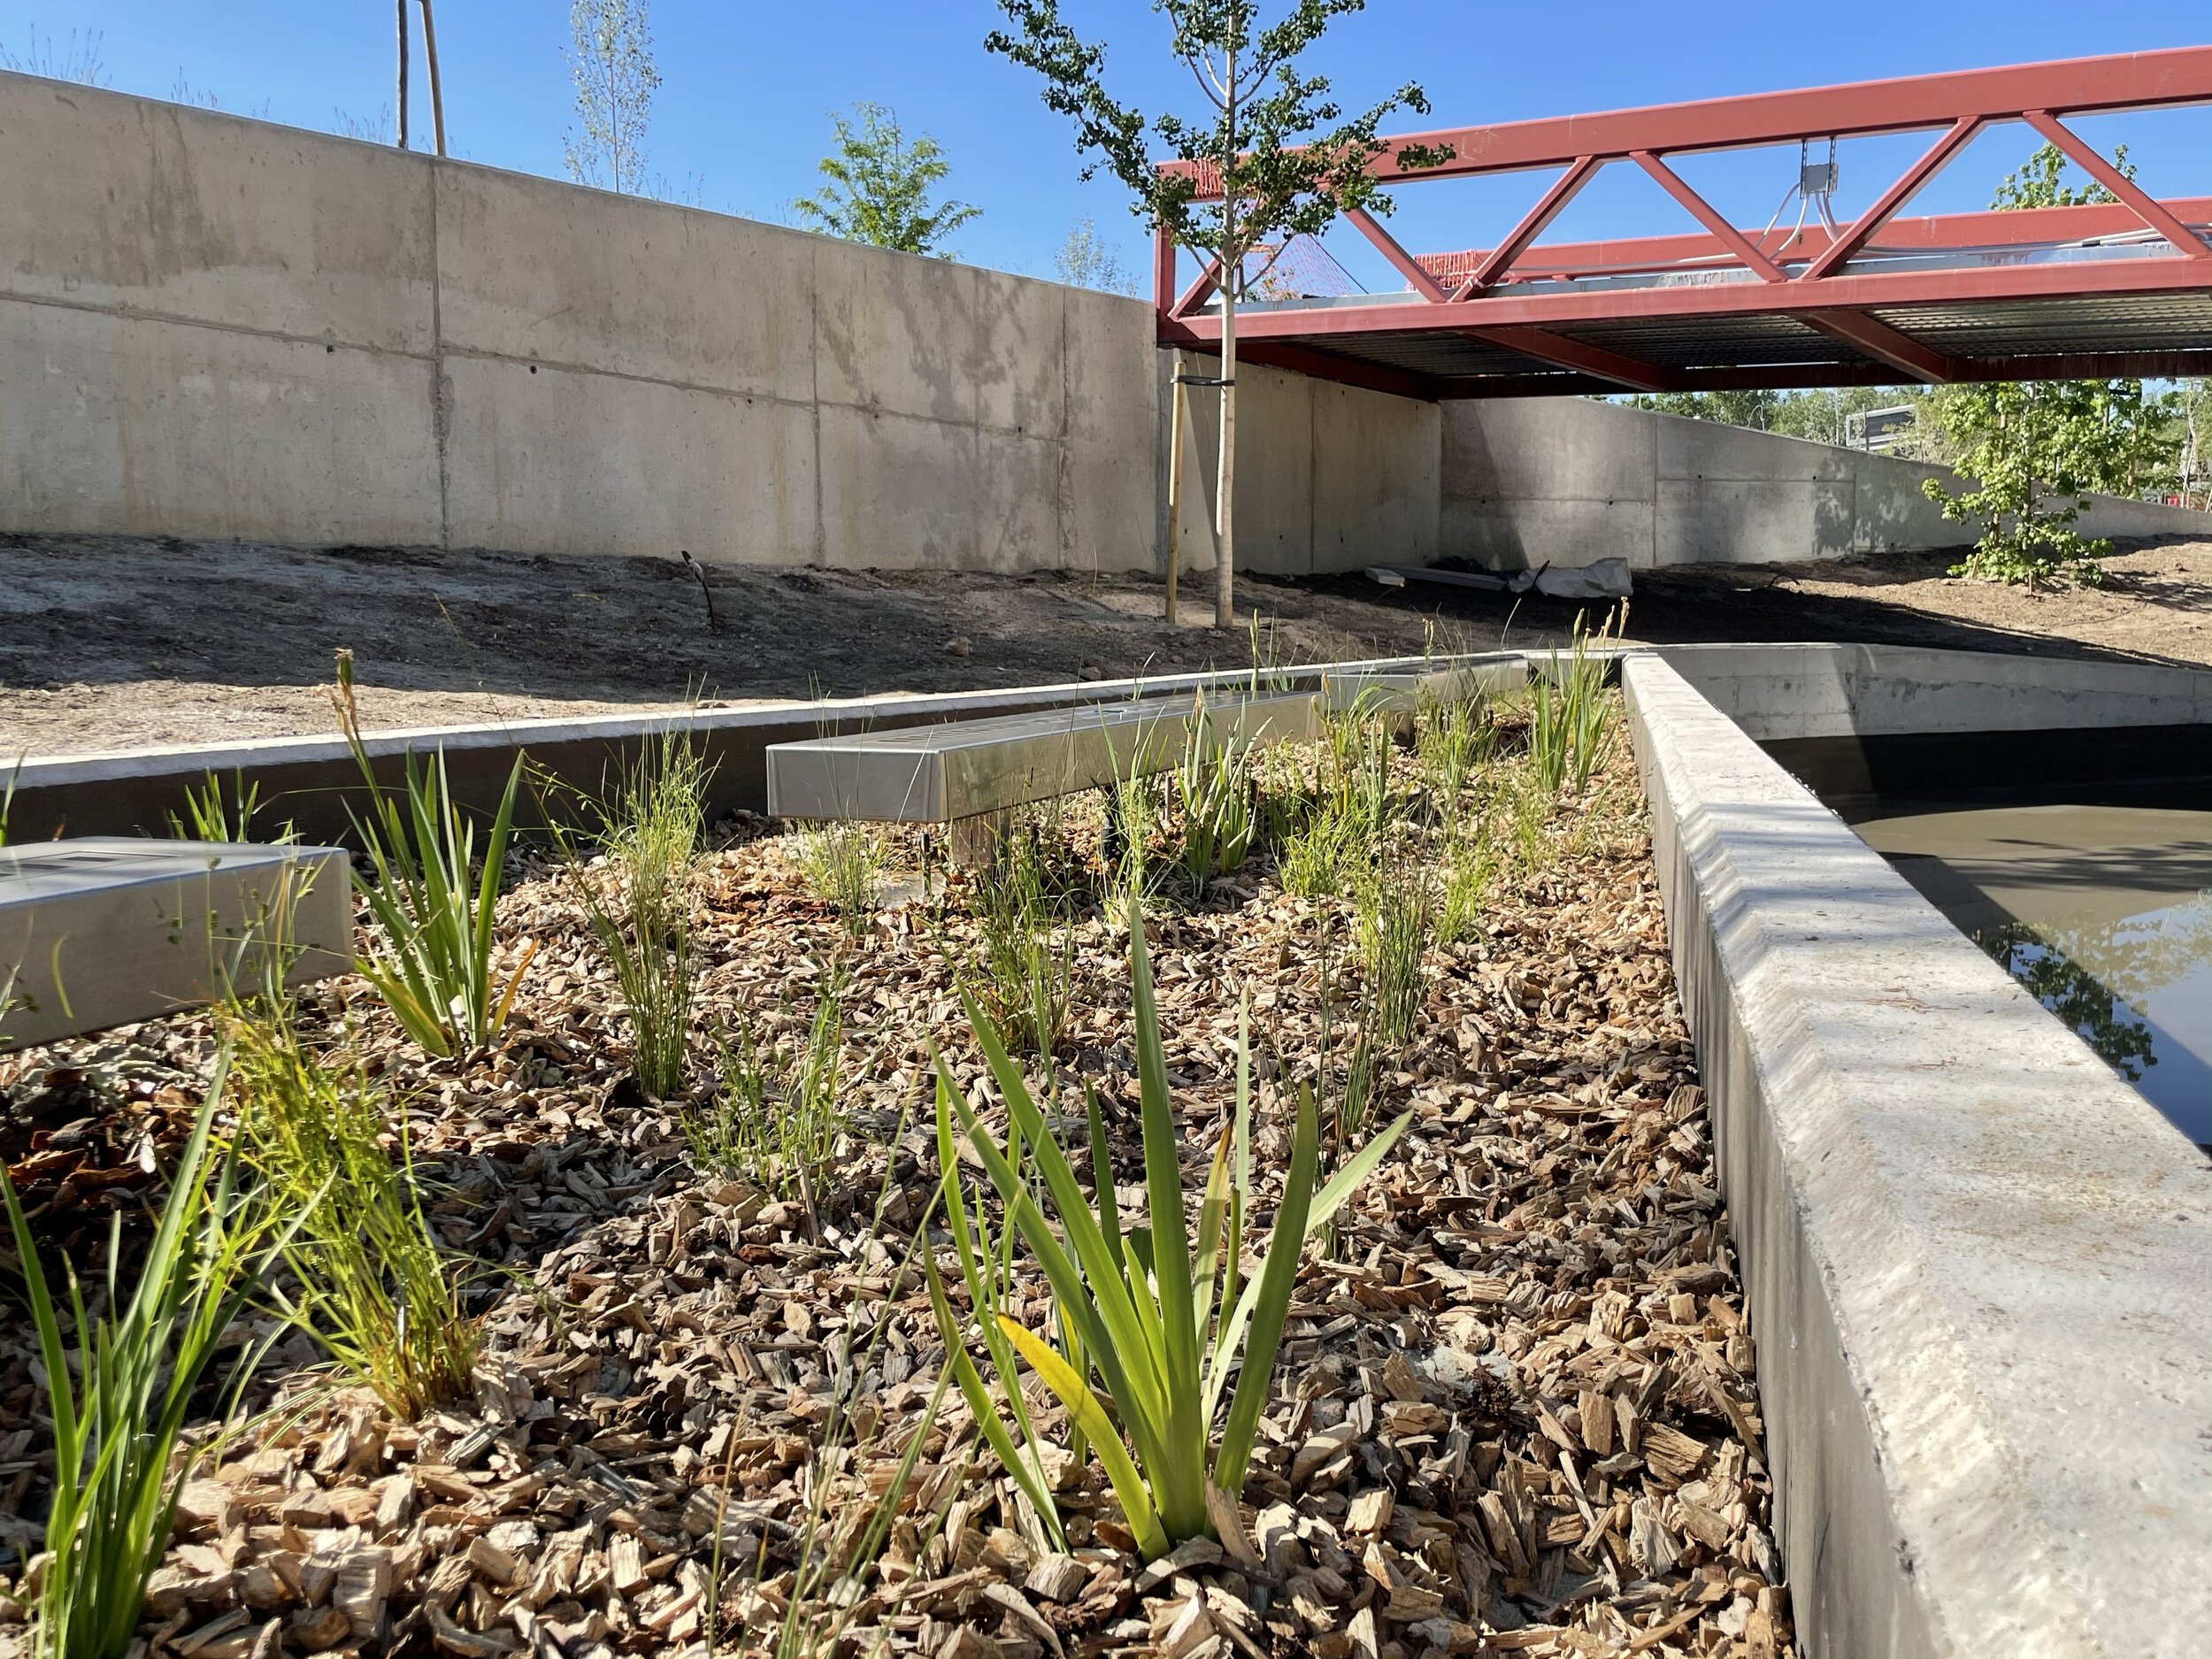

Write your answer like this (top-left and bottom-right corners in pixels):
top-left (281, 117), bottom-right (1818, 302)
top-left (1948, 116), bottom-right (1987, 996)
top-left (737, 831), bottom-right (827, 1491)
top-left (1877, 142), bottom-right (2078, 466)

top-left (1, 1074), bottom-right (288, 1659)
top-left (1171, 708), bottom-right (1261, 896)
top-left (221, 996), bottom-right (479, 1420)
top-left (931, 894), bottom-right (1410, 1556)
top-left (551, 727), bottom-right (710, 1098)
top-left (331, 650), bottom-right (531, 1057)
top-left (970, 820), bottom-right (1076, 1059)
top-left (1528, 607), bottom-right (1622, 796)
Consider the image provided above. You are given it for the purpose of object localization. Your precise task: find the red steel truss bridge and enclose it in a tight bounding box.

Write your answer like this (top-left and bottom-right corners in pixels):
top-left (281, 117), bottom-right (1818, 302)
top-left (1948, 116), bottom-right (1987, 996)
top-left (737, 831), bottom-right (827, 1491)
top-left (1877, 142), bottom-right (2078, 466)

top-left (1150, 47), bottom-right (2212, 399)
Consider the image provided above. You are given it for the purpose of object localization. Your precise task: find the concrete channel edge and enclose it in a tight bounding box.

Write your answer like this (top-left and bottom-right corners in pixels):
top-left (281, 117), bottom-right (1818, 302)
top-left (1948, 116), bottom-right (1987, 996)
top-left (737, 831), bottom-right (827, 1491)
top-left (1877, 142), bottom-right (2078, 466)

top-left (1623, 651), bottom-right (2212, 1659)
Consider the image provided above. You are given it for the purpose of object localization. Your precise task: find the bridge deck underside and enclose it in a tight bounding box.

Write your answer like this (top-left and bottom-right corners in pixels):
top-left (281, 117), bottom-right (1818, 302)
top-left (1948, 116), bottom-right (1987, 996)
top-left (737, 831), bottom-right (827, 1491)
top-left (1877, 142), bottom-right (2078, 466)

top-left (1216, 288), bottom-right (2212, 400)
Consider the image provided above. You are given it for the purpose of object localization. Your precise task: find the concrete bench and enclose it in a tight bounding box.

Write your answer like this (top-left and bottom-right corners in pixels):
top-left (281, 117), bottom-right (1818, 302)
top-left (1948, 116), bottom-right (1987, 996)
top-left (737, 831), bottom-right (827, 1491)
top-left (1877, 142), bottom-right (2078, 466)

top-left (763, 657), bottom-right (1524, 855)
top-left (2, 839), bottom-right (354, 1051)
top-left (764, 687), bottom-right (1323, 834)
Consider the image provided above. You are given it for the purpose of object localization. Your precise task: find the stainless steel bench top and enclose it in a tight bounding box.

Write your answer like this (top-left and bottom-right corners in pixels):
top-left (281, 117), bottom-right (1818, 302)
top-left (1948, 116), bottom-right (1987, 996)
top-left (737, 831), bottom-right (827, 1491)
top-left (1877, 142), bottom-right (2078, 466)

top-left (765, 688), bottom-right (1323, 824)
top-left (764, 655), bottom-right (1525, 825)
top-left (2, 838), bottom-right (353, 1050)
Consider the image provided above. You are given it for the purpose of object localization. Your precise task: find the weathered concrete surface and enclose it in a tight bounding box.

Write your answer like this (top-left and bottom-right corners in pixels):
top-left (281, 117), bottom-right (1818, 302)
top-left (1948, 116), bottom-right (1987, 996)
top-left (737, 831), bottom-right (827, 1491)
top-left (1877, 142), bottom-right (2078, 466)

top-left (1448, 397), bottom-right (2212, 570)
top-left (1626, 649), bottom-right (2212, 1659)
top-left (1653, 641), bottom-right (2212, 741)
top-left (1, 839), bottom-right (352, 1050)
top-left (1162, 353), bottom-right (1442, 576)
top-left (0, 72), bottom-right (1156, 572)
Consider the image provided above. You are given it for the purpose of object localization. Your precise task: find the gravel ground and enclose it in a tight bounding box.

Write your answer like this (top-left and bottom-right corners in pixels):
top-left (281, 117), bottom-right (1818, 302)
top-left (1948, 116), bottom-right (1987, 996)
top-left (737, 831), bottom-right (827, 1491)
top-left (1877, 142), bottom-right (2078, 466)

top-left (0, 701), bottom-right (1795, 1659)
top-left (4, 530), bottom-right (2209, 759)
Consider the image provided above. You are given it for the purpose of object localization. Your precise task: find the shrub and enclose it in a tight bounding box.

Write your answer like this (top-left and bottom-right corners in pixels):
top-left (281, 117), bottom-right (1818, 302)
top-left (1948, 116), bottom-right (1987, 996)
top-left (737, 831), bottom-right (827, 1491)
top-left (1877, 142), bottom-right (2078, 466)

top-left (2, 1071), bottom-right (287, 1659)
top-left (932, 893), bottom-right (1411, 1555)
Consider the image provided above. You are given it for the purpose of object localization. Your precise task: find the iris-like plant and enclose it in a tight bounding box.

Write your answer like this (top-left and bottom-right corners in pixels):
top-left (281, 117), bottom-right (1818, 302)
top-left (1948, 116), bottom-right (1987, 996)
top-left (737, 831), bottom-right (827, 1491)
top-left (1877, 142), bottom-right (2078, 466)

top-left (1528, 608), bottom-right (1622, 795)
top-left (2, 1072), bottom-right (288, 1659)
top-left (166, 769), bottom-right (295, 846)
top-left (1171, 712), bottom-right (1260, 897)
top-left (332, 651), bottom-right (530, 1056)
top-left (933, 894), bottom-right (1410, 1555)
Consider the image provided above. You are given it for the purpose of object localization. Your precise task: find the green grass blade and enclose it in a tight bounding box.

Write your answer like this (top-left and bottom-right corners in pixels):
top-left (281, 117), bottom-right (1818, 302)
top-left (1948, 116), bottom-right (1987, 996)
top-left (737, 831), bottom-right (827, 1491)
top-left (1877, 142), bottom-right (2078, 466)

top-left (998, 1317), bottom-right (1169, 1562)
top-left (1214, 1083), bottom-right (1321, 1497)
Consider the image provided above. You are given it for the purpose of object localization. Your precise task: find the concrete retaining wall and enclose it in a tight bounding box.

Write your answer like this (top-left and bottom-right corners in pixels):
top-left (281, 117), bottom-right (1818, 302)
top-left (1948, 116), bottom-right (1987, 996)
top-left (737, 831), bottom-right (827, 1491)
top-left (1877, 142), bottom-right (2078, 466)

top-left (1626, 649), bottom-right (2212, 1658)
top-left (1448, 396), bottom-right (2211, 570)
top-left (0, 71), bottom-right (1158, 572)
top-left (1162, 354), bottom-right (1442, 576)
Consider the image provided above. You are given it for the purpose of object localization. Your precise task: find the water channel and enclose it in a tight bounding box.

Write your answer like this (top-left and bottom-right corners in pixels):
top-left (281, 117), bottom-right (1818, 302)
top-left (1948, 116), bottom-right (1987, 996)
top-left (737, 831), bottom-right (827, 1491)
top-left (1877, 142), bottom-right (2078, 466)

top-left (1828, 773), bottom-right (2212, 1148)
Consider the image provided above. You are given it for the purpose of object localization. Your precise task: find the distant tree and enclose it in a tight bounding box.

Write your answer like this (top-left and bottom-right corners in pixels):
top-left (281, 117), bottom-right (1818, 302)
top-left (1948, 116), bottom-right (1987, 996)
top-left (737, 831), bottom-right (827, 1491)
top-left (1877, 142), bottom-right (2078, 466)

top-left (564, 0), bottom-right (660, 194)
top-left (794, 103), bottom-right (980, 257)
top-left (987, 0), bottom-right (1442, 629)
top-left (0, 25), bottom-right (109, 85)
top-left (1626, 389), bottom-right (1781, 431)
top-left (1055, 216), bottom-right (1137, 294)
top-left (1924, 142), bottom-right (2180, 587)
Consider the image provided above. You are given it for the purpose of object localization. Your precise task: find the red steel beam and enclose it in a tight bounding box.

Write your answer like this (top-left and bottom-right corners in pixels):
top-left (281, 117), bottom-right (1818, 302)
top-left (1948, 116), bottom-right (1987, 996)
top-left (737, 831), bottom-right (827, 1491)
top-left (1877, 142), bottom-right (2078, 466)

top-left (1343, 207), bottom-right (1451, 302)
top-left (1430, 346), bottom-right (2212, 398)
top-left (1161, 46), bottom-right (2212, 197)
top-left (1631, 151), bottom-right (1786, 280)
top-left (1171, 250), bottom-right (2212, 342)
top-left (1411, 197), bottom-right (2212, 285)
top-left (2024, 109), bottom-right (2212, 258)
top-left (1801, 116), bottom-right (1981, 280)
top-left (1793, 311), bottom-right (1959, 382)
top-left (1176, 338), bottom-right (1444, 403)
top-left (1455, 156), bottom-right (1601, 294)
top-left (1456, 326), bottom-right (1674, 391)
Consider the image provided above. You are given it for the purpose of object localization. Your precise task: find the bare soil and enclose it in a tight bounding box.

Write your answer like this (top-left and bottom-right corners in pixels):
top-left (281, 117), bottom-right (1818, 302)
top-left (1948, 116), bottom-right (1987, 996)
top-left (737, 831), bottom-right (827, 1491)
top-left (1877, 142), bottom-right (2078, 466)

top-left (4, 530), bottom-right (2210, 759)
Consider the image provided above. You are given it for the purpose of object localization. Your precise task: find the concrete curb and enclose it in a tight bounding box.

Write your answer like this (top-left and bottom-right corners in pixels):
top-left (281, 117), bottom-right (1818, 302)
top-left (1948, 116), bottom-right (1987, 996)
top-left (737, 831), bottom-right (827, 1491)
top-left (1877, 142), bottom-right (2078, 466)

top-left (4, 652), bottom-right (1532, 844)
top-left (1623, 651), bottom-right (2212, 1659)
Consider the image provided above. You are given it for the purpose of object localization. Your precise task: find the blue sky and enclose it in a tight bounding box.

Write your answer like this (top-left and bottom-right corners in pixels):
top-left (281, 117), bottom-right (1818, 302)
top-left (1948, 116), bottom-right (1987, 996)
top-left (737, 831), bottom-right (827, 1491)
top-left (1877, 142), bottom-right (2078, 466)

top-left (5, 1), bottom-right (2211, 293)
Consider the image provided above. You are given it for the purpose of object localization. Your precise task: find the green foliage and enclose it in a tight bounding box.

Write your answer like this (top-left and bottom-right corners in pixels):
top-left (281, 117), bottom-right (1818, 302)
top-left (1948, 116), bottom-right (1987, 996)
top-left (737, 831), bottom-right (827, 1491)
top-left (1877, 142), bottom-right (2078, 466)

top-left (552, 729), bottom-right (710, 1098)
top-left (1354, 866), bottom-right (1432, 1045)
top-left (1528, 611), bottom-right (1619, 795)
top-left (1055, 216), bottom-right (1136, 294)
top-left (970, 824), bottom-right (1077, 1059)
top-left (987, 2), bottom-right (1439, 285)
top-left (223, 997), bottom-right (478, 1420)
top-left (3, 1070), bottom-right (286, 1659)
top-left (332, 655), bottom-right (528, 1058)
top-left (1925, 378), bottom-right (2177, 586)
top-left (1414, 692), bottom-right (1488, 826)
top-left (1924, 141), bottom-right (2181, 586)
top-left (794, 102), bottom-right (979, 256)
top-left (563, 0), bottom-right (661, 194)
top-left (686, 979), bottom-right (845, 1209)
top-left (932, 895), bottom-right (1411, 1555)
top-left (167, 769), bottom-right (295, 846)
top-left (795, 821), bottom-right (887, 941)
top-left (1437, 826), bottom-right (1493, 945)
top-left (1274, 703), bottom-right (1394, 899)
top-left (1171, 712), bottom-right (1261, 896)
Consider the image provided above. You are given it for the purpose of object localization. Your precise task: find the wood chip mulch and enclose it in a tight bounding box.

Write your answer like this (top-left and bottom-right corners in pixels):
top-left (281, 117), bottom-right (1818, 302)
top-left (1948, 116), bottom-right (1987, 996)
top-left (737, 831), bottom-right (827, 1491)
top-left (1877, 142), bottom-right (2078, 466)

top-left (0, 716), bottom-right (1794, 1659)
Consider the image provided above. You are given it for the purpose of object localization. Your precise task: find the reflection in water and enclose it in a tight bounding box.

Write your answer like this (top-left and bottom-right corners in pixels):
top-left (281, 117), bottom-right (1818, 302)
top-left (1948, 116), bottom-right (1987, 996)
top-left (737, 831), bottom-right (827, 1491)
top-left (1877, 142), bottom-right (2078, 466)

top-left (1845, 798), bottom-right (2212, 1147)
top-left (1978, 925), bottom-right (2160, 1080)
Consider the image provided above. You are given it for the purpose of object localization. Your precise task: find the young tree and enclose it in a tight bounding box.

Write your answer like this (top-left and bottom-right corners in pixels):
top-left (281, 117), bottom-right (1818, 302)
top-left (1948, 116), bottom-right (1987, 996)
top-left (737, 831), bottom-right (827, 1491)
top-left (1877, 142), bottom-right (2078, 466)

top-left (1056, 216), bottom-right (1138, 294)
top-left (564, 0), bottom-right (660, 194)
top-left (1925, 142), bottom-right (2180, 585)
top-left (794, 103), bottom-right (980, 257)
top-left (987, 2), bottom-right (1438, 628)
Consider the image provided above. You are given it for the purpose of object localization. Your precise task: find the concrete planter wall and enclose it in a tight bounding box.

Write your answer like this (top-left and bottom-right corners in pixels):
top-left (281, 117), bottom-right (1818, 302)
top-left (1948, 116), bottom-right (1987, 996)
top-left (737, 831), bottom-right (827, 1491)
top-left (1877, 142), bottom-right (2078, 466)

top-left (1625, 649), bottom-right (2212, 1658)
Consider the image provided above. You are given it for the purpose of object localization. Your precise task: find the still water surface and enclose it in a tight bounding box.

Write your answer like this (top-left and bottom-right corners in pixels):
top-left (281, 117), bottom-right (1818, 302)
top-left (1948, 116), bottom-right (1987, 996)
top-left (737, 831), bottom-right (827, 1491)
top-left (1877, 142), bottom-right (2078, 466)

top-left (1841, 787), bottom-right (2212, 1147)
